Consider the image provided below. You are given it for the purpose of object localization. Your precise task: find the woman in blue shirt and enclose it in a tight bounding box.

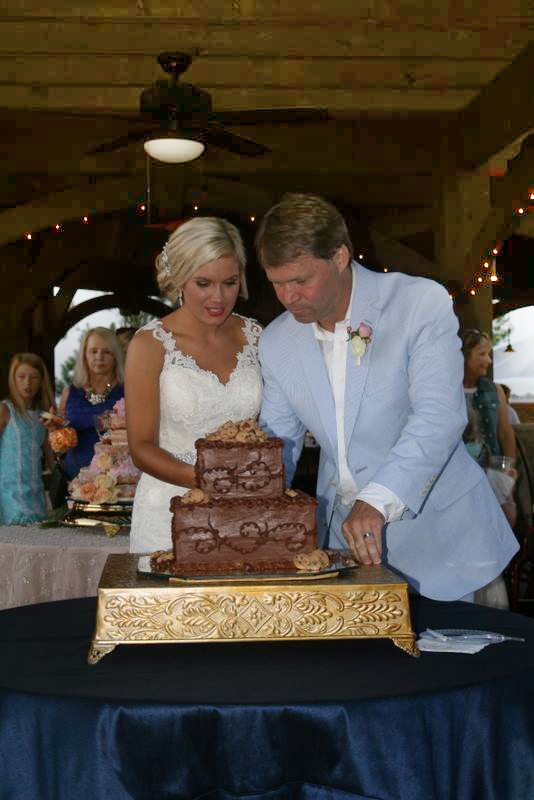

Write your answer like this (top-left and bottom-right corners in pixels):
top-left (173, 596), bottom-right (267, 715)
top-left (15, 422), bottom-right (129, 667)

top-left (0, 353), bottom-right (54, 524)
top-left (58, 327), bottom-right (124, 480)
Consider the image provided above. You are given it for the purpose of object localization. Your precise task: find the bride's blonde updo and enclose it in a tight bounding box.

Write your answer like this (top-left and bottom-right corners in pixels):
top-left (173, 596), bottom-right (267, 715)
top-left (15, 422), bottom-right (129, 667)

top-left (155, 217), bottom-right (248, 305)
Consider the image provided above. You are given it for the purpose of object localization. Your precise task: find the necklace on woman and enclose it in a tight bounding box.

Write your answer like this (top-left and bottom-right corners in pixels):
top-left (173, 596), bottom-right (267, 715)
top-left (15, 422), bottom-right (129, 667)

top-left (85, 383), bottom-right (112, 405)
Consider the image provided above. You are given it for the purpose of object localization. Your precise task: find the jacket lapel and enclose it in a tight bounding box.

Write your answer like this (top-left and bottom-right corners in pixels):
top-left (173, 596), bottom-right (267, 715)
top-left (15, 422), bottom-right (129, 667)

top-left (344, 265), bottom-right (383, 449)
top-left (293, 320), bottom-right (337, 455)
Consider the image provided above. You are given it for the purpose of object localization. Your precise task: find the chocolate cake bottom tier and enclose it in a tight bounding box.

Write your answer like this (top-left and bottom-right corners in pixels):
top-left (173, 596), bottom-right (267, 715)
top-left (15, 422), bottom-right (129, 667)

top-left (170, 490), bottom-right (318, 567)
top-left (151, 553), bottom-right (300, 576)
top-left (150, 548), bottom-right (358, 577)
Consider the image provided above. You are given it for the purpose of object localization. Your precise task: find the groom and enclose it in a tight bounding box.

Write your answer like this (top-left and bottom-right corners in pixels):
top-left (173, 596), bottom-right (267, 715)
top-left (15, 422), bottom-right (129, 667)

top-left (256, 193), bottom-right (518, 601)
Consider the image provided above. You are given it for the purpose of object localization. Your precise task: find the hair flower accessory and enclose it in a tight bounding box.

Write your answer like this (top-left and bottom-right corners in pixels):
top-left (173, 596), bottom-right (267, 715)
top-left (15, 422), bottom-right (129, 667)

top-left (160, 242), bottom-right (171, 277)
top-left (347, 322), bottom-right (373, 365)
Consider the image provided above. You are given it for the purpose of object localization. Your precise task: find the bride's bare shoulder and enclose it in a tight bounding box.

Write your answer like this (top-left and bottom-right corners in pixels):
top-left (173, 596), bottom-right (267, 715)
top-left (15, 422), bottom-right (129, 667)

top-left (126, 323), bottom-right (166, 368)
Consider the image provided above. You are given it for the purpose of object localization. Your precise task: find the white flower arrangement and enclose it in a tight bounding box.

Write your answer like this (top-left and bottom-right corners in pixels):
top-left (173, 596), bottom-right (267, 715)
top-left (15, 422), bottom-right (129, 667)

top-left (346, 322), bottom-right (373, 365)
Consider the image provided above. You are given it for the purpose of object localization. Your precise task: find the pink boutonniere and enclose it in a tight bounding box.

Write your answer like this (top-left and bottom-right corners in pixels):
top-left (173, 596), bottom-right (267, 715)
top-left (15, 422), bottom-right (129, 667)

top-left (346, 322), bottom-right (373, 365)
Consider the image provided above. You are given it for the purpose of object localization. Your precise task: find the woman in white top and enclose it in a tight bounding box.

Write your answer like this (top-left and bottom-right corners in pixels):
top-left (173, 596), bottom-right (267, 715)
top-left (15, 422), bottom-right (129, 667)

top-left (126, 217), bottom-right (262, 553)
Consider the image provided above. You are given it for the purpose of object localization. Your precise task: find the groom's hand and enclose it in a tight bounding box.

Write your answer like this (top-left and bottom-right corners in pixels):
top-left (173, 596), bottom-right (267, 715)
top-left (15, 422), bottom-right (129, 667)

top-left (342, 501), bottom-right (385, 565)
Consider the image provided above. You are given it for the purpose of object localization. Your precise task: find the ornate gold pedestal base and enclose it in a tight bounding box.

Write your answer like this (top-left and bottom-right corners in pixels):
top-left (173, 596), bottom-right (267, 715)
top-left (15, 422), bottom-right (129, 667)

top-left (89, 554), bottom-right (419, 663)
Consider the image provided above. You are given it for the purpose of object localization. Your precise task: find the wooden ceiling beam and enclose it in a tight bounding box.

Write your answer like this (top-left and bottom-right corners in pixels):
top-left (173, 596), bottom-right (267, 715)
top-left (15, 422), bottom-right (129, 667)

top-left (201, 171), bottom-right (435, 206)
top-left (464, 133), bottom-right (534, 276)
top-left (370, 208), bottom-right (433, 237)
top-left (0, 53), bottom-right (506, 91)
top-left (457, 42), bottom-right (534, 170)
top-left (0, 175), bottom-right (145, 247)
top-left (0, 83), bottom-right (476, 113)
top-left (0, 15), bottom-right (531, 59)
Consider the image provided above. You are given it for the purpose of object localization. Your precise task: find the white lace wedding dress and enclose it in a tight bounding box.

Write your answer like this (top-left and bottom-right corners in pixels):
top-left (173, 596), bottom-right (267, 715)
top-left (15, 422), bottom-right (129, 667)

top-left (129, 316), bottom-right (263, 553)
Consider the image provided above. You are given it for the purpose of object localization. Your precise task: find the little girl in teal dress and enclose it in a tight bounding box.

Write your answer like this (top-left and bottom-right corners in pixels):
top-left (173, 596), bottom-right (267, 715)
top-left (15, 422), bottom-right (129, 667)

top-left (0, 353), bottom-right (54, 525)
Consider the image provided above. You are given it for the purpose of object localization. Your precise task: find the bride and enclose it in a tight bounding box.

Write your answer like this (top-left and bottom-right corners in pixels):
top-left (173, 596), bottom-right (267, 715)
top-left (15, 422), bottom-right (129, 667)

top-left (126, 217), bottom-right (262, 553)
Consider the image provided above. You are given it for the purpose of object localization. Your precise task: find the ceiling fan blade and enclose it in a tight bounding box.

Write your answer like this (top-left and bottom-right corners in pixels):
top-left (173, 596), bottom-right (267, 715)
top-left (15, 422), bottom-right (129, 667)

top-left (86, 126), bottom-right (156, 155)
top-left (201, 127), bottom-right (270, 157)
top-left (216, 108), bottom-right (329, 126)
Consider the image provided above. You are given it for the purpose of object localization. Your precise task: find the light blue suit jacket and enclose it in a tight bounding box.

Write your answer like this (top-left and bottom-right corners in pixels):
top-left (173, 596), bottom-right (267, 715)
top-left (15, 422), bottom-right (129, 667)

top-left (259, 264), bottom-right (519, 600)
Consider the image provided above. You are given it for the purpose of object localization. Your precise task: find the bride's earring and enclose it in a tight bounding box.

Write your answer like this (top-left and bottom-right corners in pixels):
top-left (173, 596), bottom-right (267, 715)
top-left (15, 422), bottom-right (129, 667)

top-left (177, 289), bottom-right (184, 306)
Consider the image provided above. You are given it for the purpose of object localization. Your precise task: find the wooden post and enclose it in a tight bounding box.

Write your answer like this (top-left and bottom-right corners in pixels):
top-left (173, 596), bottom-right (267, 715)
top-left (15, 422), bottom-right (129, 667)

top-left (433, 139), bottom-right (493, 334)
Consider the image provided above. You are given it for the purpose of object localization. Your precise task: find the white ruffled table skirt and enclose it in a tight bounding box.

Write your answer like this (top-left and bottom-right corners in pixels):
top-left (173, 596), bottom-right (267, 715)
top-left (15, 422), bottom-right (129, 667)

top-left (0, 525), bottom-right (129, 610)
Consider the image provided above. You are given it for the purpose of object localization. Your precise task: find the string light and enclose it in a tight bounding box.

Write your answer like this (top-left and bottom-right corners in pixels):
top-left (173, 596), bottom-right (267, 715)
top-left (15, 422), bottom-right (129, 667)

top-left (20, 206), bottom-right (265, 246)
top-left (358, 253), bottom-right (364, 260)
top-left (383, 267), bottom-right (389, 272)
top-left (465, 184), bottom-right (532, 297)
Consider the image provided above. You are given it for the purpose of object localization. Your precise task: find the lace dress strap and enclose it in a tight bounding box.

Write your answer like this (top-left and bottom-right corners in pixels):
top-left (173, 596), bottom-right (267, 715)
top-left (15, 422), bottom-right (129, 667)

top-left (139, 319), bottom-right (176, 355)
top-left (140, 319), bottom-right (197, 372)
top-left (239, 315), bottom-right (262, 347)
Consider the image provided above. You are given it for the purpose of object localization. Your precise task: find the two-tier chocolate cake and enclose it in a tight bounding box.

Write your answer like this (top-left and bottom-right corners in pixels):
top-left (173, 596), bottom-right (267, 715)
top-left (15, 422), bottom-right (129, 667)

top-left (152, 420), bottom-right (318, 575)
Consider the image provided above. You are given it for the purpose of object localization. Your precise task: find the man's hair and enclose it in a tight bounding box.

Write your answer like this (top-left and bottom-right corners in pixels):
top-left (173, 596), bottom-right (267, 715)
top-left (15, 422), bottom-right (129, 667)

top-left (255, 193), bottom-right (353, 268)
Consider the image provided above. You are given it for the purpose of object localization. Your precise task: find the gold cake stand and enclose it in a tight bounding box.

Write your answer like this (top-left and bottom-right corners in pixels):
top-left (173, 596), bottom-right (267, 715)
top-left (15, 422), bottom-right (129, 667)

top-left (88, 554), bottom-right (419, 663)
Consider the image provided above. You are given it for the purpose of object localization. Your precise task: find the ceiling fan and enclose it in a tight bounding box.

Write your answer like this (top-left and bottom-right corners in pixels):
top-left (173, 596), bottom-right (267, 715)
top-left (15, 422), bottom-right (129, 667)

top-left (87, 52), bottom-right (329, 159)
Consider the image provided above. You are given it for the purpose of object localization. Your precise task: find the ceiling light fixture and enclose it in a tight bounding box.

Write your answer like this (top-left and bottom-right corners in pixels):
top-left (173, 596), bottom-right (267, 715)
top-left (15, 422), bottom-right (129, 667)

top-left (143, 137), bottom-right (205, 164)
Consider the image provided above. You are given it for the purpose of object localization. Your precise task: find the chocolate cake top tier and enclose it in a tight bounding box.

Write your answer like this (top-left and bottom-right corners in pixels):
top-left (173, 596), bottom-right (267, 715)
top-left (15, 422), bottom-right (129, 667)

top-left (194, 437), bottom-right (285, 499)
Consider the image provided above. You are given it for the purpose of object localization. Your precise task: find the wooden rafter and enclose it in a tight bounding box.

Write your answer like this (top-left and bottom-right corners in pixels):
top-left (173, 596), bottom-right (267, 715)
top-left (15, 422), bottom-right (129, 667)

top-left (463, 133), bottom-right (534, 280)
top-left (457, 42), bottom-right (534, 171)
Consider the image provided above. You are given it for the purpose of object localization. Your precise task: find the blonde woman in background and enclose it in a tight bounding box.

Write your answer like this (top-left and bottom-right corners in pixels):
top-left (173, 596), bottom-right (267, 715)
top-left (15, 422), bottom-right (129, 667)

top-left (126, 217), bottom-right (262, 553)
top-left (57, 327), bottom-right (124, 480)
top-left (0, 353), bottom-right (54, 524)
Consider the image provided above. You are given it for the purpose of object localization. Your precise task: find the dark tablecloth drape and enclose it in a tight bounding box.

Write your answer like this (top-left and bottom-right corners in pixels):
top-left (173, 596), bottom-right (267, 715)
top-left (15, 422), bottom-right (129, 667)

top-left (1, 596), bottom-right (533, 800)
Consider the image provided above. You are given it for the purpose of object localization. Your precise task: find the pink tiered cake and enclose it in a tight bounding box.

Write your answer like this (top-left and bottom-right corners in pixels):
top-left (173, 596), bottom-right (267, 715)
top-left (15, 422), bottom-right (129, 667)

top-left (69, 398), bottom-right (140, 503)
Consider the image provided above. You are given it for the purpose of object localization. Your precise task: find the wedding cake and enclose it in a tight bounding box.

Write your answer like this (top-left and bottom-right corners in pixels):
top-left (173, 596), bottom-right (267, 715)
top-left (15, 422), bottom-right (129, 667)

top-left (69, 398), bottom-right (140, 504)
top-left (152, 420), bottom-right (319, 575)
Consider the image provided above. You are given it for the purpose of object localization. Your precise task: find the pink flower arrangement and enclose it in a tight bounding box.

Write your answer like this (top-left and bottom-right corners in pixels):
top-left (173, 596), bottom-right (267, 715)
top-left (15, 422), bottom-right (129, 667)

top-left (79, 482), bottom-right (97, 502)
top-left (93, 485), bottom-right (119, 504)
top-left (113, 397), bottom-right (126, 415)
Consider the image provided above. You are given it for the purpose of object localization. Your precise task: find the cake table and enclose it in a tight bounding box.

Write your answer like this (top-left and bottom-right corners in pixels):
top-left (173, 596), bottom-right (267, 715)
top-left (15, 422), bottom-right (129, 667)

top-left (88, 553), bottom-right (419, 663)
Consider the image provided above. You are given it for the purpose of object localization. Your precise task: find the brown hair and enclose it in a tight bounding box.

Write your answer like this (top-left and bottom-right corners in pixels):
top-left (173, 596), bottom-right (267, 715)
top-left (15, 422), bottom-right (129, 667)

top-left (255, 193), bottom-right (353, 268)
top-left (460, 329), bottom-right (491, 360)
top-left (7, 353), bottom-right (54, 417)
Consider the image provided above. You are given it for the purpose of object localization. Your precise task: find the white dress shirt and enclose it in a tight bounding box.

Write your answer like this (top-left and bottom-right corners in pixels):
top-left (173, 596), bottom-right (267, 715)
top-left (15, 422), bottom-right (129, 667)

top-left (311, 265), bottom-right (405, 523)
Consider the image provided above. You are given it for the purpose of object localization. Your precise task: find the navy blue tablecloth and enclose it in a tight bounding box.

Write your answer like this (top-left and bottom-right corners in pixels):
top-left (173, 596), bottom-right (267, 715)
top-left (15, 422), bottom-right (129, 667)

top-left (1, 596), bottom-right (533, 800)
